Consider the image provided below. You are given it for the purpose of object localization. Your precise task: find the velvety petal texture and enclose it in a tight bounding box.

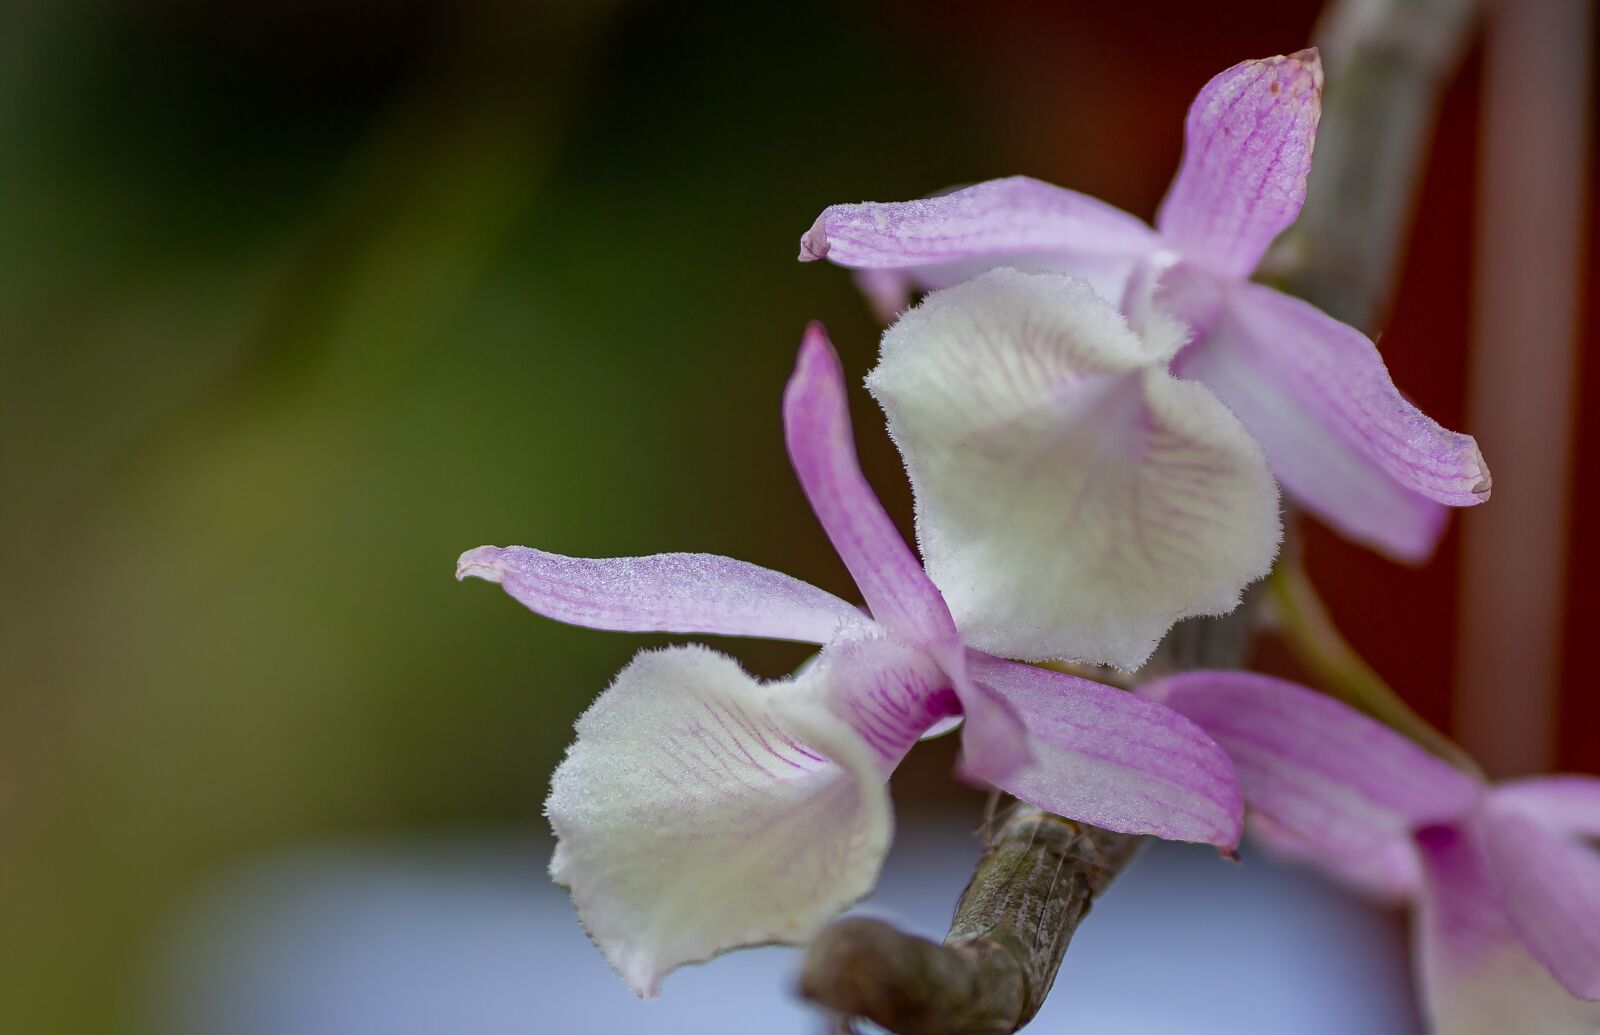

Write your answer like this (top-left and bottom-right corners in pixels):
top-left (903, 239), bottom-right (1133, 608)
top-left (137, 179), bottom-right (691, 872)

top-left (1155, 50), bottom-right (1322, 278)
top-left (456, 546), bottom-right (864, 644)
top-left (869, 269), bottom-right (1280, 669)
top-left (1482, 802), bottom-right (1600, 1000)
top-left (1148, 672), bottom-right (1482, 898)
top-left (800, 175), bottom-right (1158, 306)
top-left (784, 322), bottom-right (959, 651)
top-left (1415, 823), bottom-right (1600, 1035)
top-left (970, 653), bottom-right (1242, 849)
top-left (1176, 281), bottom-right (1489, 561)
top-left (545, 645), bottom-right (893, 996)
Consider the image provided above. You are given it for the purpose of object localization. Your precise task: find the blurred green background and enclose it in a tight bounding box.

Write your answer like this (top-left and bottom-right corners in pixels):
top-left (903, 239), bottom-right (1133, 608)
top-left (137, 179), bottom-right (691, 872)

top-left (2, 2), bottom-right (1594, 1033)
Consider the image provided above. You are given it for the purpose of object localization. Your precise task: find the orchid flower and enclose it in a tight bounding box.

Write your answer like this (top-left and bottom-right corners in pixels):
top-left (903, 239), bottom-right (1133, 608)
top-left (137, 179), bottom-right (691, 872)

top-left (800, 49), bottom-right (1490, 565)
top-left (458, 324), bottom-right (1244, 996)
top-left (1148, 672), bottom-right (1600, 1034)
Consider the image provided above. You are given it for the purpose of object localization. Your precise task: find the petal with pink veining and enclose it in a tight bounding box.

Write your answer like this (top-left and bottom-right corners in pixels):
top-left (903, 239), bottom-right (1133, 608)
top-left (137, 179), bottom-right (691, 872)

top-left (812, 635), bottom-right (961, 775)
top-left (784, 323), bottom-right (958, 650)
top-left (1178, 281), bottom-right (1488, 561)
top-left (1147, 672), bottom-right (1482, 897)
top-left (971, 653), bottom-right (1243, 849)
top-left (800, 176), bottom-right (1158, 316)
top-left (1156, 51), bottom-right (1323, 278)
top-left (800, 176), bottom-right (1157, 272)
top-left (457, 546), bottom-right (865, 644)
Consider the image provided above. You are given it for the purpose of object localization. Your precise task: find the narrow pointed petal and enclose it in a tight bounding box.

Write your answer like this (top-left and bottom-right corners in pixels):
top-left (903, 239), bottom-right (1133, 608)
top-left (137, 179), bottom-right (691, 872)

top-left (867, 269), bottom-right (1280, 669)
top-left (1148, 672), bottom-right (1482, 898)
top-left (1415, 822), bottom-right (1600, 1034)
top-left (1178, 282), bottom-right (1489, 561)
top-left (545, 645), bottom-right (893, 996)
top-left (800, 175), bottom-right (1158, 275)
top-left (1492, 776), bottom-right (1600, 840)
top-left (970, 653), bottom-right (1243, 848)
top-left (457, 546), bottom-right (865, 644)
top-left (784, 323), bottom-right (959, 650)
top-left (1482, 802), bottom-right (1600, 999)
top-left (1156, 51), bottom-right (1323, 278)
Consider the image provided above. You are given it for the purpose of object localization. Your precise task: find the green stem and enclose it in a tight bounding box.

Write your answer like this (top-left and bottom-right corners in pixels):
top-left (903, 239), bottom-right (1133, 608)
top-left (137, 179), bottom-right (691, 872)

top-left (1267, 559), bottom-right (1483, 778)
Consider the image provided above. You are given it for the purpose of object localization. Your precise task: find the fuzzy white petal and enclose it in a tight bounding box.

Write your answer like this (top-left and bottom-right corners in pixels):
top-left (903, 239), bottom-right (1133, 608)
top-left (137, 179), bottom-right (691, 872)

top-left (869, 269), bottom-right (1281, 669)
top-left (545, 645), bottom-right (891, 996)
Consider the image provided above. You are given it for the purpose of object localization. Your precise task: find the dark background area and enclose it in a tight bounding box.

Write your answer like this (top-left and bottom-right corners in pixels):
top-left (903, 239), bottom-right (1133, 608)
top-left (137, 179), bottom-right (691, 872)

top-left (1, 2), bottom-right (1594, 1033)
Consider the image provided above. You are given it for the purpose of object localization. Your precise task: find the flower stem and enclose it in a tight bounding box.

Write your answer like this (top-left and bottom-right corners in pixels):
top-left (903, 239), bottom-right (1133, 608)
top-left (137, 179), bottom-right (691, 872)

top-left (1267, 559), bottom-right (1483, 778)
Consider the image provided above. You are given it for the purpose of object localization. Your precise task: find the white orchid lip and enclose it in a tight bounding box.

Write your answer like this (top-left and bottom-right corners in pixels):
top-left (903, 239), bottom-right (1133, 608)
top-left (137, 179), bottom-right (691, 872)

top-left (868, 268), bottom-right (1281, 670)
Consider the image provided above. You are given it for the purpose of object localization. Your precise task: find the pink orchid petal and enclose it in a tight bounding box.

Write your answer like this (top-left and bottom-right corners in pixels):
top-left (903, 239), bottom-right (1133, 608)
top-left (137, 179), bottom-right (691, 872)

top-left (1491, 776), bottom-right (1600, 841)
top-left (1415, 821), bottom-right (1600, 1033)
top-left (971, 653), bottom-right (1243, 849)
top-left (1483, 802), bottom-right (1600, 999)
top-left (1148, 672), bottom-right (1481, 893)
top-left (457, 546), bottom-right (865, 644)
top-left (1178, 282), bottom-right (1489, 561)
top-left (800, 177), bottom-right (1157, 313)
top-left (546, 645), bottom-right (894, 996)
top-left (783, 323), bottom-right (959, 650)
top-left (1155, 51), bottom-right (1323, 278)
top-left (800, 176), bottom-right (1158, 271)
top-left (949, 664), bottom-right (1034, 791)
top-left (813, 636), bottom-right (961, 775)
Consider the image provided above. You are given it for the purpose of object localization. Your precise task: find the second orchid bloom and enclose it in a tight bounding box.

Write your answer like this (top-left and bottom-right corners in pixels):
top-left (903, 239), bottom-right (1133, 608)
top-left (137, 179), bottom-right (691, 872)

top-left (1152, 673), bottom-right (1600, 1034)
top-left (459, 325), bottom-right (1242, 995)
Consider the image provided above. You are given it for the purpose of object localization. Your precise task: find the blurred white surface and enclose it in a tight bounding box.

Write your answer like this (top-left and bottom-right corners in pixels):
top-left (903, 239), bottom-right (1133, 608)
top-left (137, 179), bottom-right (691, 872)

top-left (150, 816), bottom-right (1422, 1035)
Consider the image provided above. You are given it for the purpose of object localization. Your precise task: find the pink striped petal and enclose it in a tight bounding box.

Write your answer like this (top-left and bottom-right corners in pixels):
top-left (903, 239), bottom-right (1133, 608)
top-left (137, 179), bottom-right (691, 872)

top-left (457, 546), bottom-right (865, 644)
top-left (1483, 802), bottom-right (1600, 1000)
top-left (948, 664), bottom-right (1033, 791)
top-left (1491, 776), bottom-right (1600, 841)
top-left (800, 176), bottom-right (1158, 313)
top-left (546, 645), bottom-right (894, 996)
top-left (1415, 822), bottom-right (1600, 1034)
top-left (1178, 281), bottom-right (1489, 561)
top-left (1148, 672), bottom-right (1482, 896)
top-left (1156, 51), bottom-right (1323, 278)
top-left (801, 176), bottom-right (1157, 271)
top-left (784, 323), bottom-right (959, 650)
top-left (972, 653), bottom-right (1243, 848)
top-left (813, 635), bottom-right (961, 775)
